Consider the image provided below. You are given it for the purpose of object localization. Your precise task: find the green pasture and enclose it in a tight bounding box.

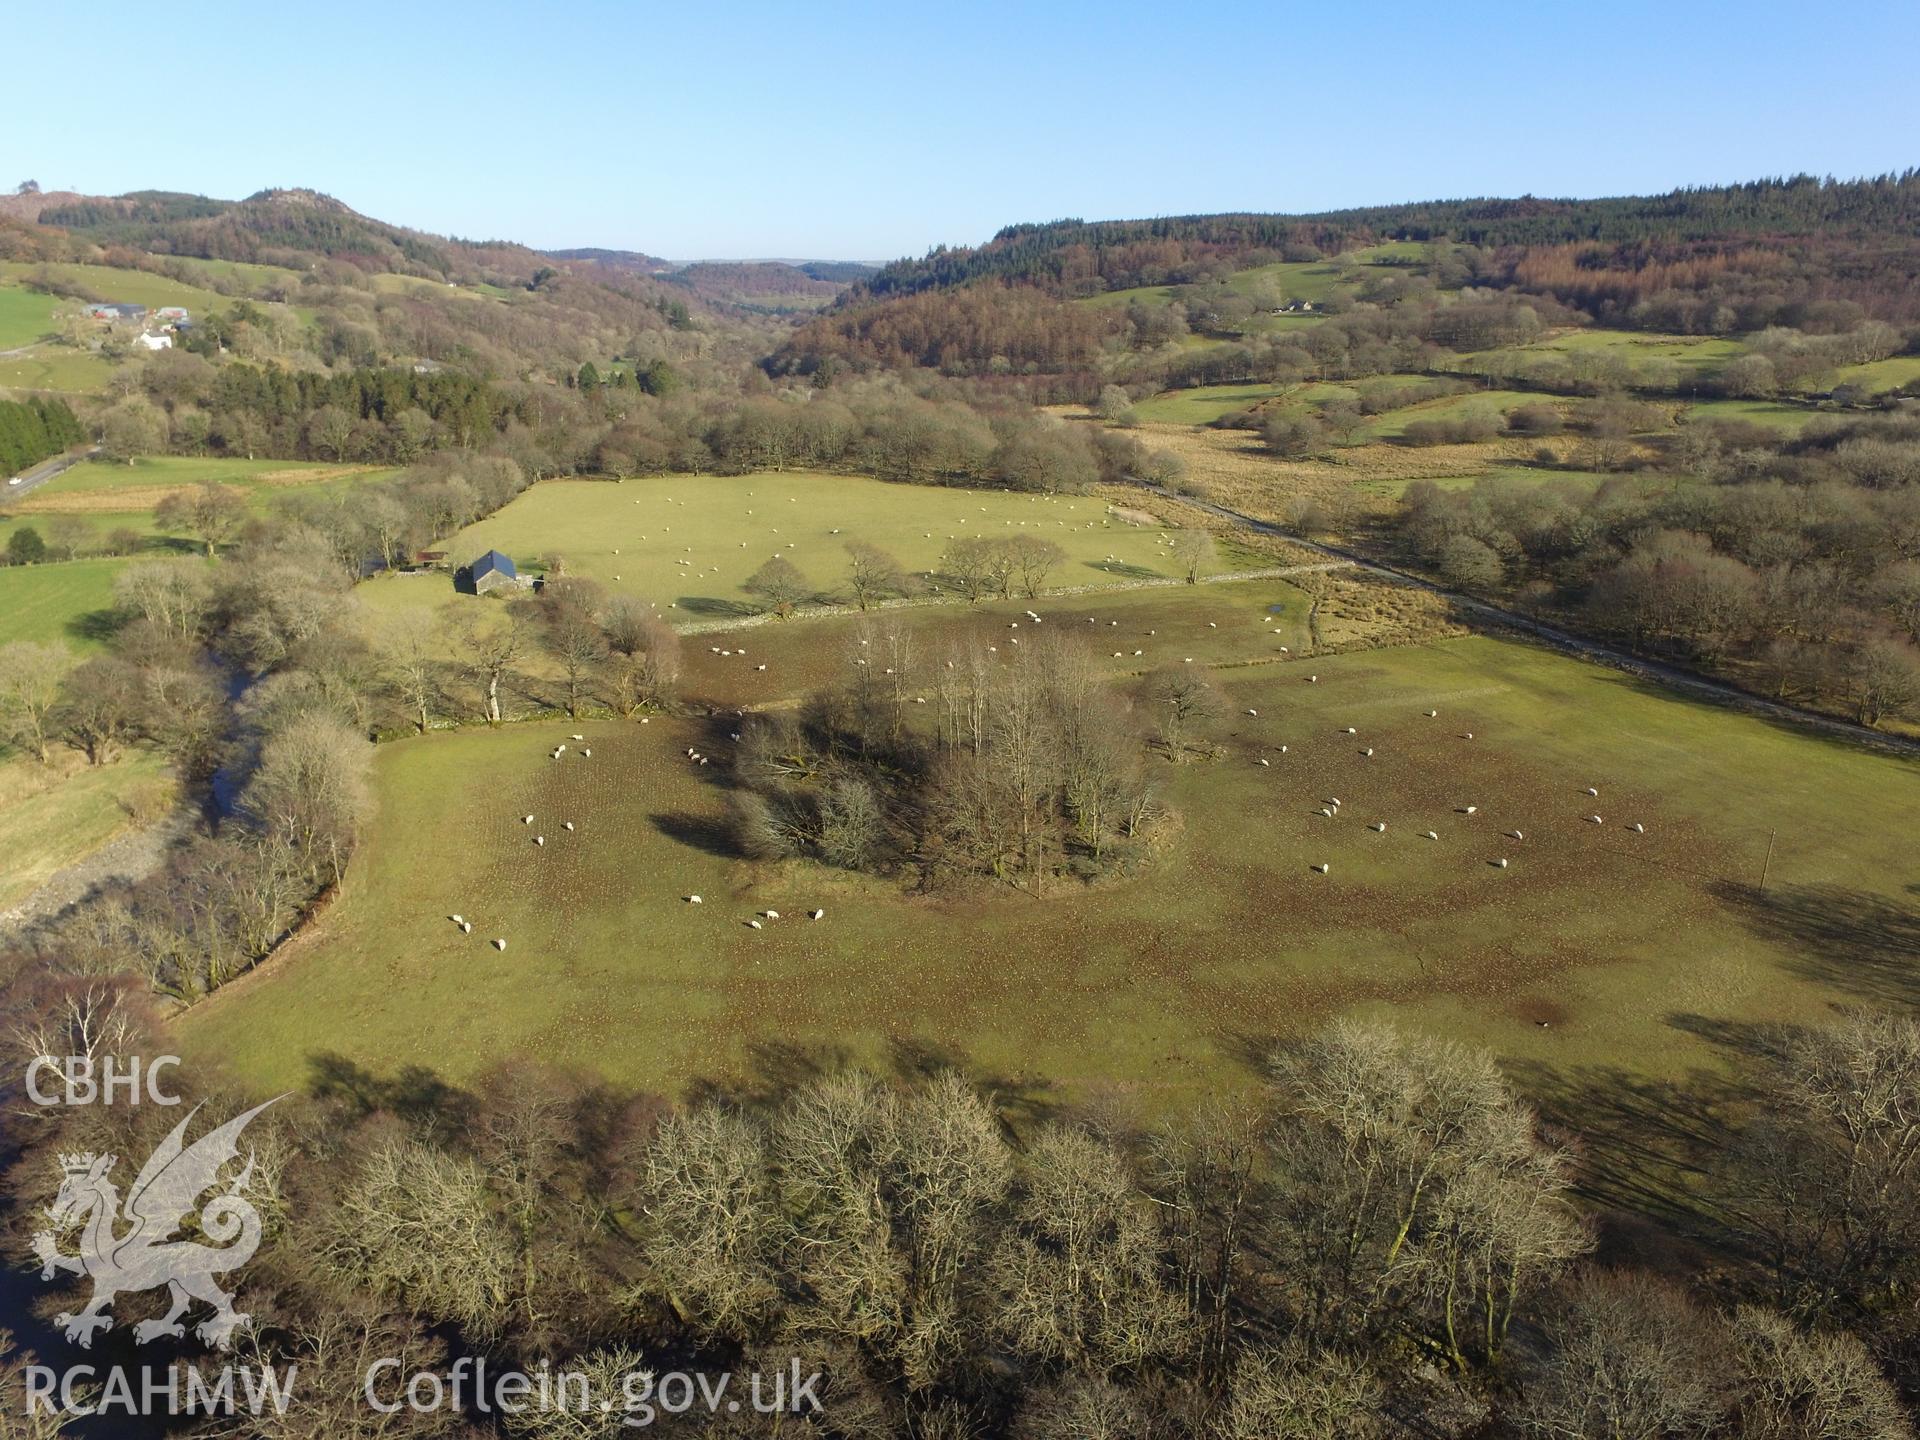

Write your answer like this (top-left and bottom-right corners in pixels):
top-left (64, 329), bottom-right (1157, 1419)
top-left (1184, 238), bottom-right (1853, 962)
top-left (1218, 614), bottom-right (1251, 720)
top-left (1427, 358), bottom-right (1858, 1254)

top-left (0, 751), bottom-right (175, 911)
top-left (179, 612), bottom-right (1920, 1110)
top-left (408, 471), bottom-right (1249, 620)
top-left (0, 285), bottom-right (60, 350)
top-left (0, 556), bottom-right (134, 648)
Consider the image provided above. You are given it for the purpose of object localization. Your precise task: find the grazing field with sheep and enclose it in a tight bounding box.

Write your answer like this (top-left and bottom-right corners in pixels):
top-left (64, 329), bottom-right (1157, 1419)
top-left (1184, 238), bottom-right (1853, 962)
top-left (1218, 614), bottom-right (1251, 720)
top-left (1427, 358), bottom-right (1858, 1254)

top-left (180, 593), bottom-right (1920, 1109)
top-left (415, 471), bottom-right (1248, 618)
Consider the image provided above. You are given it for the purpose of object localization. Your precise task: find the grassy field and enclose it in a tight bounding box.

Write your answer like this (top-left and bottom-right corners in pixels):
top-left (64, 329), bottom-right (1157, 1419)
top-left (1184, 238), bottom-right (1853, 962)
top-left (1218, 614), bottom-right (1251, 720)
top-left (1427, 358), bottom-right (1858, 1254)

top-left (1828, 355), bottom-right (1920, 395)
top-left (0, 285), bottom-right (60, 350)
top-left (1130, 375), bottom-right (1442, 428)
top-left (0, 348), bottom-right (117, 394)
top-left (1454, 328), bottom-right (1743, 383)
top-left (0, 751), bottom-right (175, 912)
top-left (0, 556), bottom-right (135, 648)
top-left (0, 262), bottom-right (231, 315)
top-left (1681, 398), bottom-right (1826, 433)
top-left (408, 472), bottom-right (1252, 620)
top-left (11, 456), bottom-right (396, 544)
top-left (178, 601), bottom-right (1920, 1108)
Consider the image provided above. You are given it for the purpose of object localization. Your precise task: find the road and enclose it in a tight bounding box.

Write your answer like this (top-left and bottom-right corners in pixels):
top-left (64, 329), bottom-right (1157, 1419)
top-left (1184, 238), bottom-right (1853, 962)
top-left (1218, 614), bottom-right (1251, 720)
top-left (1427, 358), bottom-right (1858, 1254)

top-left (1128, 480), bottom-right (1920, 759)
top-left (5, 443), bottom-right (100, 498)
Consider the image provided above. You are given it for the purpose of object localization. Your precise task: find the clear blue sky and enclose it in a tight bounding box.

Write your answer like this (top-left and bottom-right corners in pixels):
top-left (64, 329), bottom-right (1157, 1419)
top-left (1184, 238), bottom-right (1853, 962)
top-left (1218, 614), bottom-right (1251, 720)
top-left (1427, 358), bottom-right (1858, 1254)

top-left (7, 0), bottom-right (1916, 262)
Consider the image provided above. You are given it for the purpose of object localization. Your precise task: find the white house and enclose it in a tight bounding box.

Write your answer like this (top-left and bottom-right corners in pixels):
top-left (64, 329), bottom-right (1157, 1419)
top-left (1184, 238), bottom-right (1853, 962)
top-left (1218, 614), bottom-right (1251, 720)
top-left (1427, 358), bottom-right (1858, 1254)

top-left (135, 332), bottom-right (173, 351)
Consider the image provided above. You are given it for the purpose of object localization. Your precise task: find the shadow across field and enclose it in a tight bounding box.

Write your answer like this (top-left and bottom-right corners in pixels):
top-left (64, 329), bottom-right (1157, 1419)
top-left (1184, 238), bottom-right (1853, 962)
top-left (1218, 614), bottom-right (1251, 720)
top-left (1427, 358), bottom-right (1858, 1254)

top-left (1712, 879), bottom-right (1920, 1009)
top-left (306, 1052), bottom-right (477, 1138)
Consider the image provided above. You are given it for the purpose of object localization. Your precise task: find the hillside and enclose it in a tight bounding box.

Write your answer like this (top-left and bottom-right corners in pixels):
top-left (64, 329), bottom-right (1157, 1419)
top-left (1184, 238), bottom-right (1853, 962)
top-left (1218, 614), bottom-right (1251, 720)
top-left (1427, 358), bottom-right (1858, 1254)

top-left (546, 245), bottom-right (674, 275)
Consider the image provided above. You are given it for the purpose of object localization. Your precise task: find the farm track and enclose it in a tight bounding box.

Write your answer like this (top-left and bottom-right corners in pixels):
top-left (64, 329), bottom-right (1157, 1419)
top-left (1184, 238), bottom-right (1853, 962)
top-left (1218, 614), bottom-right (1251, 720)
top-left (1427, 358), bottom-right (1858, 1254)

top-left (1127, 480), bottom-right (1920, 760)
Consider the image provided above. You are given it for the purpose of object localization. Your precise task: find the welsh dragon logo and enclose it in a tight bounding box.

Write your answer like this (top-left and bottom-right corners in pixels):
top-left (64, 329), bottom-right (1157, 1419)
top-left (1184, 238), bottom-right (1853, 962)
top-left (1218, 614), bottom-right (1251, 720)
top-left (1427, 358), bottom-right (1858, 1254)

top-left (31, 1098), bottom-right (279, 1349)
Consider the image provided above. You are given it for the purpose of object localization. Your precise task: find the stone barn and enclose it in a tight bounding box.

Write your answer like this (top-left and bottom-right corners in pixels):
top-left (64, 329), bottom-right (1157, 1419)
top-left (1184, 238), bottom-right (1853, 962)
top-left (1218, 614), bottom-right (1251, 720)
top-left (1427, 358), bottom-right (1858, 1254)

top-left (463, 548), bottom-right (520, 595)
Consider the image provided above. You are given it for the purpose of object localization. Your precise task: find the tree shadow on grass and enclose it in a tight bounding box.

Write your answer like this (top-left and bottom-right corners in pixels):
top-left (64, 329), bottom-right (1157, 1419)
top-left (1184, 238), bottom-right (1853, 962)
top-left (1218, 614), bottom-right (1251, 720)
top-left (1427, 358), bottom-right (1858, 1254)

top-left (66, 608), bottom-right (124, 644)
top-left (305, 1052), bottom-right (476, 1138)
top-left (682, 1039), bottom-right (853, 1110)
top-left (1710, 879), bottom-right (1920, 1010)
top-left (649, 810), bottom-right (737, 859)
top-left (674, 595), bottom-right (760, 618)
top-left (1082, 561), bottom-right (1162, 581)
top-left (886, 1035), bottom-right (1064, 1134)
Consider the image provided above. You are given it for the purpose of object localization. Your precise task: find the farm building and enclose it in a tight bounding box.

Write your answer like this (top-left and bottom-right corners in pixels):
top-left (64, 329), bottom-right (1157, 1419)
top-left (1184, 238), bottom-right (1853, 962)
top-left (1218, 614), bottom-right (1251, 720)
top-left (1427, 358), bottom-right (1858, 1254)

top-left (156, 306), bottom-right (191, 324)
top-left (135, 331), bottom-right (173, 351)
top-left (87, 303), bottom-right (147, 322)
top-left (464, 548), bottom-right (520, 594)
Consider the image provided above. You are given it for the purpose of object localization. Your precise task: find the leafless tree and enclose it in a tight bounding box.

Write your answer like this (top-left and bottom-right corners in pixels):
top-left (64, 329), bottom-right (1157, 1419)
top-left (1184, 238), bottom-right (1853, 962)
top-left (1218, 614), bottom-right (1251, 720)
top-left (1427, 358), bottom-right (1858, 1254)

top-left (0, 639), bottom-right (70, 763)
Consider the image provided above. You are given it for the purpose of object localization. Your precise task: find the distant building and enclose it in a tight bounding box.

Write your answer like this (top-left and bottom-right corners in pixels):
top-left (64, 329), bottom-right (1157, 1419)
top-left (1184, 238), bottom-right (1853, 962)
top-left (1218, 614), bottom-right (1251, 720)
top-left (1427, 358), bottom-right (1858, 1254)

top-left (156, 306), bottom-right (191, 324)
top-left (87, 303), bottom-right (147, 322)
top-left (135, 331), bottom-right (173, 351)
top-left (465, 549), bottom-right (519, 595)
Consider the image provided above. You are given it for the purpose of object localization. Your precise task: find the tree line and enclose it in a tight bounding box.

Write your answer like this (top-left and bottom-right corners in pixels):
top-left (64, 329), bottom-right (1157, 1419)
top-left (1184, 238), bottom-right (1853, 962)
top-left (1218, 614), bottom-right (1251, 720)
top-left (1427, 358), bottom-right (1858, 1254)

top-left (0, 395), bottom-right (84, 476)
top-left (2, 985), bottom-right (1913, 1437)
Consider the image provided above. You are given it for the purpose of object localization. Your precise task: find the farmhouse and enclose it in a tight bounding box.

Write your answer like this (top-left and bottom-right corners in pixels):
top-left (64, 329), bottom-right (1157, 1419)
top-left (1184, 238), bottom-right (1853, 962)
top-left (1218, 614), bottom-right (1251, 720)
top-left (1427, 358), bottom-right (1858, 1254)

top-left (87, 302), bottom-right (147, 322)
top-left (135, 331), bottom-right (173, 351)
top-left (465, 548), bottom-right (520, 594)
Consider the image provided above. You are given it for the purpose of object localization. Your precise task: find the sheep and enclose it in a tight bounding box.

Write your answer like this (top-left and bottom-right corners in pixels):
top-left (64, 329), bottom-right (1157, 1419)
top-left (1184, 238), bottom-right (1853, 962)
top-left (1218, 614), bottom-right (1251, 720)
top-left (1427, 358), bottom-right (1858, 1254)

top-left (1587, 815), bottom-right (1604, 825)
top-left (451, 914), bottom-right (465, 924)
top-left (1508, 830), bottom-right (1524, 841)
top-left (757, 664), bottom-right (768, 671)
top-left (1311, 863), bottom-right (1330, 874)
top-left (522, 815), bottom-right (534, 824)
top-left (1362, 748), bottom-right (1374, 757)
top-left (1318, 807), bottom-right (1334, 818)
top-left (1308, 675), bottom-right (1317, 682)
top-left (493, 937), bottom-right (508, 951)
top-left (1246, 708), bottom-right (1258, 716)
top-left (1341, 726), bottom-right (1357, 735)
top-left (554, 742), bottom-right (568, 753)
top-left (686, 895), bottom-right (703, 904)
top-left (1493, 858), bottom-right (1509, 869)
top-left (1462, 805), bottom-right (1478, 814)
top-left (763, 910), bottom-right (780, 920)
top-left (1256, 758), bottom-right (1270, 767)
top-left (571, 734), bottom-right (585, 741)
top-left (1424, 709), bottom-right (1438, 718)
top-left (1133, 649), bottom-right (1144, 657)
top-left (461, 921), bottom-right (472, 933)
top-left (1208, 621), bottom-right (1217, 628)
top-left (581, 748), bottom-right (591, 757)
top-left (534, 835), bottom-right (545, 846)
top-left (1463, 732), bottom-right (1474, 740)
top-left (1328, 797), bottom-right (1342, 807)
top-left (809, 909), bottom-right (825, 920)
top-left (1278, 744), bottom-right (1288, 753)
top-left (1628, 822), bottom-right (1646, 833)
top-left (563, 821), bottom-right (575, 832)
top-left (1423, 830), bottom-right (1439, 840)
top-left (747, 919), bottom-right (763, 930)
top-left (1584, 787), bottom-right (1599, 797)
top-left (1369, 821), bottom-right (1386, 832)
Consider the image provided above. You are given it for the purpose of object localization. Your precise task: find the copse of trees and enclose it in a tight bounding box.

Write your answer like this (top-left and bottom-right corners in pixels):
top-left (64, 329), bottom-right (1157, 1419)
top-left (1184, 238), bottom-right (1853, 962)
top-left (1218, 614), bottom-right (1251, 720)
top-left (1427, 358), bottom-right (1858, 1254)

top-left (0, 395), bottom-right (84, 474)
top-left (732, 626), bottom-right (1160, 887)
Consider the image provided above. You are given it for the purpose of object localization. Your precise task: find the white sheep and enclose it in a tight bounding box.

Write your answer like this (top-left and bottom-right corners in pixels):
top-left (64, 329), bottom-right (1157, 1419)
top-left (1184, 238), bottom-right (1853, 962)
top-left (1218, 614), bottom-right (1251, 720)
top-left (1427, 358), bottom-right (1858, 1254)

top-left (1584, 786), bottom-right (1599, 797)
top-left (1425, 709), bottom-right (1438, 717)
top-left (493, 938), bottom-right (507, 951)
top-left (461, 921), bottom-right (472, 933)
top-left (747, 919), bottom-right (763, 930)
top-left (1628, 822), bottom-right (1645, 833)
top-left (582, 748), bottom-right (591, 757)
top-left (1311, 862), bottom-right (1330, 874)
top-left (687, 895), bottom-right (703, 904)
top-left (571, 734), bottom-right (585, 741)
top-left (1493, 858), bottom-right (1509, 868)
top-left (1256, 758), bottom-right (1270, 767)
top-left (1508, 830), bottom-right (1524, 841)
top-left (1369, 821), bottom-right (1386, 832)
top-left (809, 908), bottom-right (825, 920)
top-left (1588, 815), bottom-right (1604, 825)
top-left (1308, 675), bottom-right (1318, 682)
top-left (1341, 726), bottom-right (1357, 734)
top-left (534, 835), bottom-right (545, 846)
top-left (757, 664), bottom-right (768, 671)
top-left (1362, 748), bottom-right (1374, 757)
top-left (1246, 708), bottom-right (1258, 716)
top-left (1423, 830), bottom-right (1439, 840)
top-left (764, 910), bottom-right (780, 920)
top-left (450, 914), bottom-right (464, 924)
top-left (1463, 732), bottom-right (1475, 740)
top-left (563, 821), bottom-right (575, 832)
top-left (1463, 805), bottom-right (1478, 814)
top-left (1318, 807), bottom-right (1334, 818)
